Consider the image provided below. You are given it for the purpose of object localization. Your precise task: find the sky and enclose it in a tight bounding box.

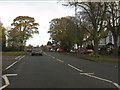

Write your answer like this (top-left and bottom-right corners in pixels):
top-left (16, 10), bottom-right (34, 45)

top-left (0, 0), bottom-right (75, 46)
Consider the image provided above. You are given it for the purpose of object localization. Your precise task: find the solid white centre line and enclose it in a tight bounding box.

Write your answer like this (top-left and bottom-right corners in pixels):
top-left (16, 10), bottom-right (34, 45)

top-left (81, 73), bottom-right (120, 89)
top-left (68, 64), bottom-right (83, 72)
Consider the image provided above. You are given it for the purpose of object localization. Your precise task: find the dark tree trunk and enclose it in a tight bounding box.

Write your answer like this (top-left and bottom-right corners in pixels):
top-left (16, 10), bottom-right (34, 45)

top-left (113, 34), bottom-right (118, 56)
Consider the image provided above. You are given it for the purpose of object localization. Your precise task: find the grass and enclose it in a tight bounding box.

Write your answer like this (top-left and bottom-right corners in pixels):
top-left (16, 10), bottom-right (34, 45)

top-left (65, 52), bottom-right (119, 62)
top-left (1, 51), bottom-right (30, 56)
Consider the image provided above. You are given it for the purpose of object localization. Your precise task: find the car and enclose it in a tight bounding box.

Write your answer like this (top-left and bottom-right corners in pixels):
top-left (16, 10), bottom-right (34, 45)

top-left (57, 48), bottom-right (63, 53)
top-left (80, 48), bottom-right (94, 54)
top-left (26, 48), bottom-right (32, 52)
top-left (31, 47), bottom-right (43, 56)
top-left (50, 48), bottom-right (55, 52)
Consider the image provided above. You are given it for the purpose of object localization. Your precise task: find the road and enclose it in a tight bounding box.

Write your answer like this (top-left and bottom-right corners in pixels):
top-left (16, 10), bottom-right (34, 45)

top-left (2, 52), bottom-right (119, 88)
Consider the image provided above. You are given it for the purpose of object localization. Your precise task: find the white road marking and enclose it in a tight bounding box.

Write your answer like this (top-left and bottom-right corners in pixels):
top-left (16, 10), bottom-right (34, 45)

top-left (56, 59), bottom-right (64, 63)
top-left (15, 56), bottom-right (21, 60)
top-left (5, 55), bottom-right (25, 70)
top-left (68, 64), bottom-right (83, 72)
top-left (80, 73), bottom-right (94, 75)
top-left (0, 74), bottom-right (17, 89)
top-left (18, 55), bottom-right (25, 60)
top-left (51, 56), bottom-right (55, 59)
top-left (81, 73), bottom-right (120, 89)
top-left (5, 61), bottom-right (18, 70)
top-left (46, 54), bottom-right (64, 63)
top-left (6, 74), bottom-right (17, 77)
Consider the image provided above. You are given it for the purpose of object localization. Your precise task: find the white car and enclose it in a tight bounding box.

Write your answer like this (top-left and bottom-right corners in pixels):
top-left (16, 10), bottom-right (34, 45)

top-left (31, 47), bottom-right (43, 56)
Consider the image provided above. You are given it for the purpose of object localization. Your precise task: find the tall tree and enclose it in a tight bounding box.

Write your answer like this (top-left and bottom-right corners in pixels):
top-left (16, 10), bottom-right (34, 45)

top-left (7, 28), bottom-right (20, 49)
top-left (11, 16), bottom-right (39, 51)
top-left (0, 21), bottom-right (6, 51)
top-left (63, 2), bottom-right (108, 56)
top-left (106, 2), bottom-right (120, 55)
top-left (48, 16), bottom-right (76, 51)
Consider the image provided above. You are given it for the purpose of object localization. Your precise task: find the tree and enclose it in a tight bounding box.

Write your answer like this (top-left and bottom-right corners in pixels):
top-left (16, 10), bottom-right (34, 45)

top-left (48, 16), bottom-right (76, 51)
top-left (63, 2), bottom-right (108, 56)
top-left (47, 41), bottom-right (52, 46)
top-left (106, 2), bottom-right (120, 55)
top-left (11, 16), bottom-right (39, 51)
top-left (0, 21), bottom-right (6, 51)
top-left (7, 28), bottom-right (20, 50)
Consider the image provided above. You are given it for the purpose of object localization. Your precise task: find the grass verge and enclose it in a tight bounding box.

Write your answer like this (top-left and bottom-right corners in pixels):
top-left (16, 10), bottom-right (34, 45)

top-left (1, 51), bottom-right (30, 56)
top-left (64, 52), bottom-right (119, 62)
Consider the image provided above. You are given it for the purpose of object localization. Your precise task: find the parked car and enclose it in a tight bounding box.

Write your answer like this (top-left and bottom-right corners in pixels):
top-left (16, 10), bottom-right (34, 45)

top-left (31, 47), bottom-right (43, 56)
top-left (57, 48), bottom-right (63, 53)
top-left (50, 48), bottom-right (56, 52)
top-left (80, 48), bottom-right (94, 54)
top-left (26, 48), bottom-right (32, 52)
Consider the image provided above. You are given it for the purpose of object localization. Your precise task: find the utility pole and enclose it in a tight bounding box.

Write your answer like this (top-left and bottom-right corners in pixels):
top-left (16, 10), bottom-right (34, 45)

top-left (74, 0), bottom-right (78, 52)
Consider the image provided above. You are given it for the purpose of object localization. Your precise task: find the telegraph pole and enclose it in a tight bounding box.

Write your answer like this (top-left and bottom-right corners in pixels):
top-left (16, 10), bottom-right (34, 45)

top-left (74, 0), bottom-right (78, 52)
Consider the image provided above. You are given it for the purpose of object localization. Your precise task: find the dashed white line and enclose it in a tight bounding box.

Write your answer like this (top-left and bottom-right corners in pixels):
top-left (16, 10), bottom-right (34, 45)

top-left (81, 73), bottom-right (120, 89)
top-left (80, 73), bottom-right (94, 75)
top-left (68, 64), bottom-right (83, 72)
top-left (44, 53), bottom-right (120, 89)
top-left (46, 54), bottom-right (64, 63)
top-left (56, 59), bottom-right (64, 63)
top-left (51, 56), bottom-right (55, 59)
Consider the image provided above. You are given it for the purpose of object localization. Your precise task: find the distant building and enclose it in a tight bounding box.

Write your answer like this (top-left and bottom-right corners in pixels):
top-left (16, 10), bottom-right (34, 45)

top-left (99, 31), bottom-right (120, 47)
top-left (99, 31), bottom-right (114, 46)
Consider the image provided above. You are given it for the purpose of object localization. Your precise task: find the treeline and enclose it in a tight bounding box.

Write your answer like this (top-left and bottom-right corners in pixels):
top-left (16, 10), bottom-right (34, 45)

top-left (0, 16), bottom-right (39, 51)
top-left (48, 2), bottom-right (120, 56)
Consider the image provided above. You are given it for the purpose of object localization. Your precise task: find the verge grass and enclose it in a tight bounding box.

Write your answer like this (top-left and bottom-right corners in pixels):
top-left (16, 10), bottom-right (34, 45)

top-left (65, 52), bottom-right (119, 62)
top-left (1, 51), bottom-right (30, 56)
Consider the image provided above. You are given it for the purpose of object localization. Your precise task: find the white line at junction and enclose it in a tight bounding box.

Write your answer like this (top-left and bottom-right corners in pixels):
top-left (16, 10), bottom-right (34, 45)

top-left (0, 74), bottom-right (17, 90)
top-left (81, 73), bottom-right (120, 89)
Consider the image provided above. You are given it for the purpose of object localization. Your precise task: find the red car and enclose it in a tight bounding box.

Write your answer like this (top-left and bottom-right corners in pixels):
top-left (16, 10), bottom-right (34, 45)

top-left (80, 48), bottom-right (93, 54)
top-left (57, 48), bottom-right (63, 53)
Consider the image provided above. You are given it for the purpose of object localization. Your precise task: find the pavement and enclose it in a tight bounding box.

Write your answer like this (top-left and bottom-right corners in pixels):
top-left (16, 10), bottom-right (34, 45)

top-left (1, 52), bottom-right (119, 89)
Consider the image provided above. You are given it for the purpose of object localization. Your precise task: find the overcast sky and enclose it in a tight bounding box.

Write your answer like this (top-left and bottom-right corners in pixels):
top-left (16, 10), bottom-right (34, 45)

top-left (0, 1), bottom-right (74, 46)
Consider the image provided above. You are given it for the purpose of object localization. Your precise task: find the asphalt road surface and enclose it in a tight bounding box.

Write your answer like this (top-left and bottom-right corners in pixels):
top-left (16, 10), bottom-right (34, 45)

top-left (2, 52), bottom-right (119, 88)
